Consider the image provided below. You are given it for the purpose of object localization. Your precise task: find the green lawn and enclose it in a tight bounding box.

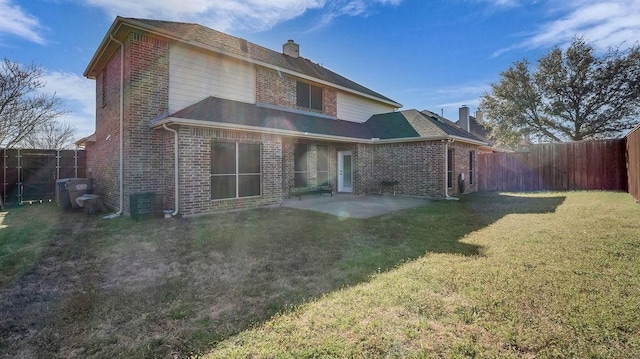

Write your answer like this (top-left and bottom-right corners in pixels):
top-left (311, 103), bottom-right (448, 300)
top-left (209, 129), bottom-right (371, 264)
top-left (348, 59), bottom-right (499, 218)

top-left (0, 191), bottom-right (638, 358)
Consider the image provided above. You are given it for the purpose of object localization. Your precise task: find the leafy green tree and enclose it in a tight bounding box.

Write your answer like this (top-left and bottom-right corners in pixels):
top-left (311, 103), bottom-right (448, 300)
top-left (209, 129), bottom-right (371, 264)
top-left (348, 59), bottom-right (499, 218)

top-left (481, 37), bottom-right (640, 149)
top-left (0, 58), bottom-right (68, 148)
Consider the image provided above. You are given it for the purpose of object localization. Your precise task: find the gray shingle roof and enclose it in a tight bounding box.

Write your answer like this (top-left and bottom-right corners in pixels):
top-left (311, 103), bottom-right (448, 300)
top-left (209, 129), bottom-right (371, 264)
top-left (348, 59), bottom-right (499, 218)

top-left (164, 96), bottom-right (485, 145)
top-left (127, 18), bottom-right (400, 106)
top-left (456, 116), bottom-right (493, 145)
top-left (168, 96), bottom-right (372, 139)
top-left (421, 110), bottom-right (485, 142)
top-left (365, 112), bottom-right (420, 139)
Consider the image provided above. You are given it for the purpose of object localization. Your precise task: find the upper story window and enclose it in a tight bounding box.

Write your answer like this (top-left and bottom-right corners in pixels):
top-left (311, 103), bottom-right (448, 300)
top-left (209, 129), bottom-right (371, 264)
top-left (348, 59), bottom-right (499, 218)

top-left (101, 69), bottom-right (107, 108)
top-left (296, 81), bottom-right (323, 111)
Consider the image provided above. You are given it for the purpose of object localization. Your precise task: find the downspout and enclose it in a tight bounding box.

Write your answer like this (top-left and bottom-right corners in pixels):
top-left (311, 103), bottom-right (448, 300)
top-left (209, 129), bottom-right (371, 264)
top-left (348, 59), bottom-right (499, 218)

top-left (104, 34), bottom-right (125, 218)
top-left (162, 123), bottom-right (179, 216)
top-left (444, 139), bottom-right (449, 198)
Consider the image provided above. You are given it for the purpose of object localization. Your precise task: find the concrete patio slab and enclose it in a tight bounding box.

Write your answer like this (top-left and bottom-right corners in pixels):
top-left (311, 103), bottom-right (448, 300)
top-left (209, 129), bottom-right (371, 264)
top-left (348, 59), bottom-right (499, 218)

top-left (282, 193), bottom-right (431, 219)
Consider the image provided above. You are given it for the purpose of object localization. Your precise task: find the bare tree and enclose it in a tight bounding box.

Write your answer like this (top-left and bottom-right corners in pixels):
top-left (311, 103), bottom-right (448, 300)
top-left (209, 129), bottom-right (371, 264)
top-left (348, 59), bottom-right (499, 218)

top-left (17, 120), bottom-right (77, 149)
top-left (0, 58), bottom-right (68, 148)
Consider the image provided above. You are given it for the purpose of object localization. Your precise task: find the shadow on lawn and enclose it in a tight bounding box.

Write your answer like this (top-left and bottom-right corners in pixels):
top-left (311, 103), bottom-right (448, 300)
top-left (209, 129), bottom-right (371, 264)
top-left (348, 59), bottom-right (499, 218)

top-left (0, 193), bottom-right (566, 358)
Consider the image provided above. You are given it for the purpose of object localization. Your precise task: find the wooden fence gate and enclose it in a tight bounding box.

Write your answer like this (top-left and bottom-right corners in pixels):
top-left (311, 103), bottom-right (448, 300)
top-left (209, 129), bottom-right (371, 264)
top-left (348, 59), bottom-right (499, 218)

top-left (627, 126), bottom-right (640, 201)
top-left (0, 149), bottom-right (86, 205)
top-left (477, 139), bottom-right (627, 192)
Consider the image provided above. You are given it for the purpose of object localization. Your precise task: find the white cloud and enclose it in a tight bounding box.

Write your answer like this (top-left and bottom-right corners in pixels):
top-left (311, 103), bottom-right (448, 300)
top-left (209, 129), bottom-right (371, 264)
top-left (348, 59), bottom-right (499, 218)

top-left (79, 0), bottom-right (400, 32)
top-left (402, 82), bottom-right (489, 120)
top-left (436, 84), bottom-right (490, 97)
top-left (0, 0), bottom-right (45, 44)
top-left (436, 99), bottom-right (482, 110)
top-left (303, 0), bottom-right (400, 32)
top-left (482, 0), bottom-right (521, 7)
top-left (39, 71), bottom-right (96, 137)
top-left (527, 2), bottom-right (638, 48)
top-left (433, 82), bottom-right (489, 107)
top-left (495, 0), bottom-right (640, 55)
top-left (80, 0), bottom-right (324, 32)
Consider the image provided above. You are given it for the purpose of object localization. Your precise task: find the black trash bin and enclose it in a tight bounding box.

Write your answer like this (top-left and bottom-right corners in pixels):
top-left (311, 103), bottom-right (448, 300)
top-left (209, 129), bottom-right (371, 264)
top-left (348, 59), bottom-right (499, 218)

top-left (56, 178), bottom-right (74, 209)
top-left (458, 173), bottom-right (466, 194)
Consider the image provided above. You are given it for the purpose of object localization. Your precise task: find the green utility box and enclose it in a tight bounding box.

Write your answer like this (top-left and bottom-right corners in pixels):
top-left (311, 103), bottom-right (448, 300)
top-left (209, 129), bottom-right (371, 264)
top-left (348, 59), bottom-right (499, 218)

top-left (130, 192), bottom-right (158, 220)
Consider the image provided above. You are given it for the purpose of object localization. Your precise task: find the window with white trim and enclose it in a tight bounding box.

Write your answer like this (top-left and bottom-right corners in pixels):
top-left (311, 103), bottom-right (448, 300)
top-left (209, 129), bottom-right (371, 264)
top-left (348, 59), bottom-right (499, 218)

top-left (211, 142), bottom-right (261, 200)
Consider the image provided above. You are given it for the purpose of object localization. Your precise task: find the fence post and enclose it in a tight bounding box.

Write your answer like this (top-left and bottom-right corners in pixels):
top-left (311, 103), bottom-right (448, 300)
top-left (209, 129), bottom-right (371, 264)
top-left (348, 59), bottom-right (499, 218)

top-left (2, 148), bottom-right (5, 206)
top-left (17, 149), bottom-right (21, 204)
top-left (56, 149), bottom-right (61, 180)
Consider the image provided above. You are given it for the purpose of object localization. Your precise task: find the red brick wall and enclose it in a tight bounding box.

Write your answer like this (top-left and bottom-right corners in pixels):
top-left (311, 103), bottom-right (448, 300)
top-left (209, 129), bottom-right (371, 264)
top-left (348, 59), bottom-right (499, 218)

top-left (88, 45), bottom-right (123, 210)
top-left (323, 88), bottom-right (337, 117)
top-left (366, 141), bottom-right (446, 198)
top-left (177, 127), bottom-right (283, 216)
top-left (352, 143), bottom-right (373, 194)
top-left (280, 140), bottom-right (480, 199)
top-left (123, 32), bottom-right (169, 214)
top-left (255, 67), bottom-right (337, 117)
top-left (88, 31), bottom-right (170, 215)
top-left (256, 67), bottom-right (295, 108)
top-left (448, 143), bottom-right (478, 196)
top-left (348, 141), bottom-right (479, 198)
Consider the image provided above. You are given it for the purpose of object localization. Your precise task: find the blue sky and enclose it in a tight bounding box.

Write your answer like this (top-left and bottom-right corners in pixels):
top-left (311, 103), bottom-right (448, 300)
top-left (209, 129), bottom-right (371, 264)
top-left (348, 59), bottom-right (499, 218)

top-left (2, 0), bottom-right (639, 140)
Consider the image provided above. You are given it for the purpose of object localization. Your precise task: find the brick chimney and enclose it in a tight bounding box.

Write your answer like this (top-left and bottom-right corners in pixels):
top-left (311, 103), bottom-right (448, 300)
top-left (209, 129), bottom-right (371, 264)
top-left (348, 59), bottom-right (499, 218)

top-left (459, 105), bottom-right (470, 132)
top-left (283, 39), bottom-right (299, 58)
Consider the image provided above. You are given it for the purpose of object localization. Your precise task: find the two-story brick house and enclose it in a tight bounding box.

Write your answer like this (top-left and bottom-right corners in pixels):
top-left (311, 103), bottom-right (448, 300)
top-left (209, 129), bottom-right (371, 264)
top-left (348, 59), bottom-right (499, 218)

top-left (80, 17), bottom-right (485, 217)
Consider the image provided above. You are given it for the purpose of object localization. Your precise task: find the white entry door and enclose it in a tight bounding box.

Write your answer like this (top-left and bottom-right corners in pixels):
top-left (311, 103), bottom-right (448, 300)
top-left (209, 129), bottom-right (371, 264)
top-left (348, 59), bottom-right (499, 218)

top-left (337, 151), bottom-right (353, 193)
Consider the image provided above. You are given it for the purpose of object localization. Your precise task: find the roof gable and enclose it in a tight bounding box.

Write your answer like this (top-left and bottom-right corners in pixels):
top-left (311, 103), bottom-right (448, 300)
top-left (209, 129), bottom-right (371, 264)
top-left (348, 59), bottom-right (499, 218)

top-left (365, 112), bottom-right (420, 139)
top-left (85, 17), bottom-right (400, 107)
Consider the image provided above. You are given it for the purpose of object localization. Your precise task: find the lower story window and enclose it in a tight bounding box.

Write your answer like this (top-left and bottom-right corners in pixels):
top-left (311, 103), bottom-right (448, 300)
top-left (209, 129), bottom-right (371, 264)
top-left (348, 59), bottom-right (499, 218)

top-left (447, 148), bottom-right (454, 188)
top-left (294, 143), bottom-right (308, 187)
top-left (317, 145), bottom-right (329, 186)
top-left (211, 142), bottom-right (261, 200)
top-left (469, 151), bottom-right (475, 185)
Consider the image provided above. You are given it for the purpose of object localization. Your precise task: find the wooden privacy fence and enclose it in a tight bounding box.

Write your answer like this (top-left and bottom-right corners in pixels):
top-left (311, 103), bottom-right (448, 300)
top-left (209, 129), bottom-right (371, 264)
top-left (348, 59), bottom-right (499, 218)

top-left (0, 149), bottom-right (86, 205)
top-left (627, 126), bottom-right (640, 201)
top-left (478, 139), bottom-right (627, 192)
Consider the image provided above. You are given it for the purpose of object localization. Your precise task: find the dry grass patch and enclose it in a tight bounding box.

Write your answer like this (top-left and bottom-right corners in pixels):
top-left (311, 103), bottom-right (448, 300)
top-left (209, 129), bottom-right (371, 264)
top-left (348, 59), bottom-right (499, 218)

top-left (1, 192), bottom-right (638, 358)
